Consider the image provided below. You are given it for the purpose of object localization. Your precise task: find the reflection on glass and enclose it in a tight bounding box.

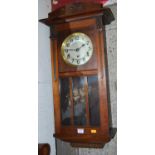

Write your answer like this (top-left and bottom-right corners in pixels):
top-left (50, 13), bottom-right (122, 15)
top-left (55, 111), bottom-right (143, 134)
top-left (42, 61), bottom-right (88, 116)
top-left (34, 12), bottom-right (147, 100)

top-left (72, 77), bottom-right (86, 126)
top-left (88, 76), bottom-right (100, 126)
top-left (60, 78), bottom-right (71, 125)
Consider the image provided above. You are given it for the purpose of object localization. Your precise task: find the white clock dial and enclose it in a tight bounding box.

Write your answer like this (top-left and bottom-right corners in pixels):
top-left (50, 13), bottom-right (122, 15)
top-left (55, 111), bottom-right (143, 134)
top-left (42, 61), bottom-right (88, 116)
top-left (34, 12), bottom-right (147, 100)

top-left (61, 32), bottom-right (93, 66)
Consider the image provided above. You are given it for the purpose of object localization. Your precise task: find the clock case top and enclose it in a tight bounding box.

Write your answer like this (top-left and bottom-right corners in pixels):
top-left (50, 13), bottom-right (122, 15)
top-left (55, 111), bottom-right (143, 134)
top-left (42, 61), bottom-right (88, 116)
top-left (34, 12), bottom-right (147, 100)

top-left (40, 2), bottom-right (116, 148)
top-left (40, 2), bottom-right (114, 72)
top-left (40, 2), bottom-right (114, 26)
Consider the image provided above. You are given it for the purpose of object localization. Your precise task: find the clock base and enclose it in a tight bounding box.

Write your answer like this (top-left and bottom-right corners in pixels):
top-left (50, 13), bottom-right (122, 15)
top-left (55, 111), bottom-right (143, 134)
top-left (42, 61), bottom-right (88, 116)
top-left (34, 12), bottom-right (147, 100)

top-left (71, 143), bottom-right (105, 148)
top-left (70, 128), bottom-right (116, 148)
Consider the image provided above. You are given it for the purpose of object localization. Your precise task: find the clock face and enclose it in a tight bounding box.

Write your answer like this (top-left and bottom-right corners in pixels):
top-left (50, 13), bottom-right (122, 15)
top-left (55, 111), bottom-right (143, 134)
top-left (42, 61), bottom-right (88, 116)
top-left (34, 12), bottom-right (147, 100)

top-left (61, 32), bottom-right (93, 66)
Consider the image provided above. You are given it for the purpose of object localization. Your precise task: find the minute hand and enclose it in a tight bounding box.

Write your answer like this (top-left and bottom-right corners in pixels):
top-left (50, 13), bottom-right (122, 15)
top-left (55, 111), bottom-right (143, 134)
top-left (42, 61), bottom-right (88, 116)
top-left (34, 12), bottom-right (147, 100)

top-left (76, 44), bottom-right (85, 52)
top-left (67, 49), bottom-right (77, 51)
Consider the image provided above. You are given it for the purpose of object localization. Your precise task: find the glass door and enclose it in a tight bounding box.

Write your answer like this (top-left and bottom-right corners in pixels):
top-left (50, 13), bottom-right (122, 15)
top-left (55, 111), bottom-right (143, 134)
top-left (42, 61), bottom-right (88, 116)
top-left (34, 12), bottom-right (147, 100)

top-left (60, 75), bottom-right (100, 127)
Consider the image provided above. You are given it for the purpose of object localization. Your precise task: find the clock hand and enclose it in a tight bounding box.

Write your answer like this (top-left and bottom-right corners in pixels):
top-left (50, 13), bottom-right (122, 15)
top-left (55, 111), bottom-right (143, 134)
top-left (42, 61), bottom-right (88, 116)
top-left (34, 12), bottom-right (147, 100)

top-left (76, 44), bottom-right (85, 52)
top-left (79, 44), bottom-right (85, 49)
top-left (81, 44), bottom-right (85, 48)
top-left (65, 44), bottom-right (85, 52)
top-left (66, 49), bottom-right (77, 51)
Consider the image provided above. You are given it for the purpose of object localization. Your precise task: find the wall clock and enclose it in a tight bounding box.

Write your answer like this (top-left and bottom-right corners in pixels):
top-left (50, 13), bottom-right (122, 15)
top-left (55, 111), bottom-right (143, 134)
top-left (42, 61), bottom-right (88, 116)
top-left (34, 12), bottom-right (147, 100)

top-left (40, 2), bottom-right (116, 148)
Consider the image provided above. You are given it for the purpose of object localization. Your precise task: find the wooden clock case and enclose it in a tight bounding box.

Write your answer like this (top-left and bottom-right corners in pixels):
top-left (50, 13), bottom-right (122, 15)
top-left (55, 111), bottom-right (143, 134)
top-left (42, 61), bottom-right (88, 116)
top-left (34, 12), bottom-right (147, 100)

top-left (40, 2), bottom-right (116, 148)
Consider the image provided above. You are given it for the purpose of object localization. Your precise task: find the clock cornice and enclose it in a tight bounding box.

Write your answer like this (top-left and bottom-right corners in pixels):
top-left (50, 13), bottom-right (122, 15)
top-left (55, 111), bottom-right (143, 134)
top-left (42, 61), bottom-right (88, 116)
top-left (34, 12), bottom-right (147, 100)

top-left (39, 2), bottom-right (114, 26)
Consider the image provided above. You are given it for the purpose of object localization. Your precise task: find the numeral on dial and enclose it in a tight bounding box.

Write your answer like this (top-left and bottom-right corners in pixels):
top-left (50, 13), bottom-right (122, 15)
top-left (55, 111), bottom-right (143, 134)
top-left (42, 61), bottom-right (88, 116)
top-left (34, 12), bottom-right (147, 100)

top-left (70, 39), bottom-right (73, 43)
top-left (75, 36), bottom-right (79, 40)
top-left (89, 47), bottom-right (92, 50)
top-left (67, 54), bottom-right (70, 59)
top-left (64, 49), bottom-right (68, 53)
top-left (66, 43), bottom-right (70, 47)
top-left (77, 60), bottom-right (80, 64)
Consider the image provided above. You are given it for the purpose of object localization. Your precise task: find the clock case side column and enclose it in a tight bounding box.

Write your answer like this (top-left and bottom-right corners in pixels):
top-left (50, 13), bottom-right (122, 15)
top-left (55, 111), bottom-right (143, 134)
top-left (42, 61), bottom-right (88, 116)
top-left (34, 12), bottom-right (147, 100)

top-left (96, 16), bottom-right (116, 141)
top-left (95, 17), bottom-right (109, 142)
top-left (50, 25), bottom-right (61, 135)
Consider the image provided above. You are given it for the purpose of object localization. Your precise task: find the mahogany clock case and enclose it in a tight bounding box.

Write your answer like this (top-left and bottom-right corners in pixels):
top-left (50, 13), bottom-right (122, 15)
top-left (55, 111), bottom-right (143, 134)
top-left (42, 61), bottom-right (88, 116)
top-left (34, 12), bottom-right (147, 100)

top-left (40, 2), bottom-right (116, 148)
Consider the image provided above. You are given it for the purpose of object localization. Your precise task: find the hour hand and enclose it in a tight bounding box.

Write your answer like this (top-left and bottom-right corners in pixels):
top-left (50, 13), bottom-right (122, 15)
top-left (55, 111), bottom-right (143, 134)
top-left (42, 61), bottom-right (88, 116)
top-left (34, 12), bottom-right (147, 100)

top-left (65, 49), bottom-right (76, 52)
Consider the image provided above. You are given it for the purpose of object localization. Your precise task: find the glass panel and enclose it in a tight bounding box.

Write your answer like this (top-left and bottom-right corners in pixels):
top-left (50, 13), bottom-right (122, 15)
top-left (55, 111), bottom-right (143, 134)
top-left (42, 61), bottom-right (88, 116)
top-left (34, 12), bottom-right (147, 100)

top-left (60, 78), bottom-right (71, 126)
top-left (72, 77), bottom-right (86, 126)
top-left (88, 76), bottom-right (100, 126)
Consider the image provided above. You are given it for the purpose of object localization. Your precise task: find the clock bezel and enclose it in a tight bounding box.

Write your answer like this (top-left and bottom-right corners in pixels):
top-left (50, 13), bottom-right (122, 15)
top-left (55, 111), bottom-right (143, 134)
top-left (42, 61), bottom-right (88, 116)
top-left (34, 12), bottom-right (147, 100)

top-left (61, 32), bottom-right (93, 67)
